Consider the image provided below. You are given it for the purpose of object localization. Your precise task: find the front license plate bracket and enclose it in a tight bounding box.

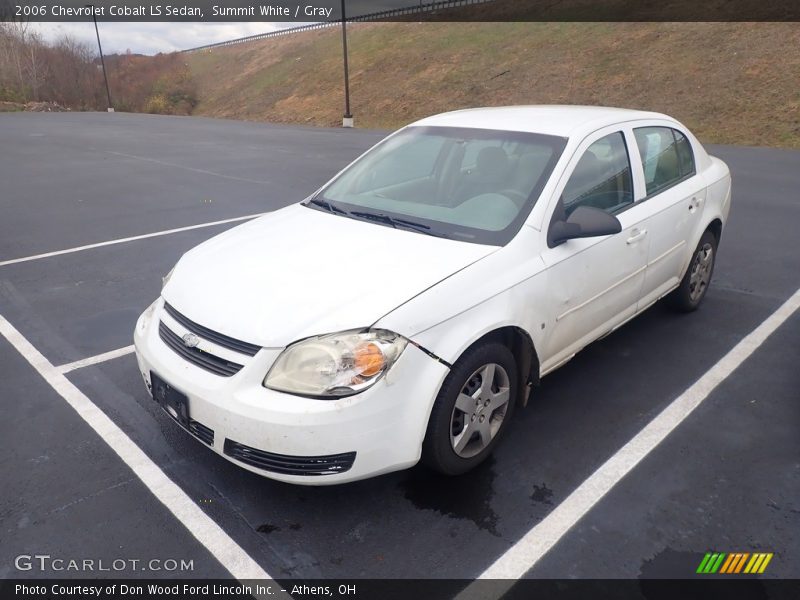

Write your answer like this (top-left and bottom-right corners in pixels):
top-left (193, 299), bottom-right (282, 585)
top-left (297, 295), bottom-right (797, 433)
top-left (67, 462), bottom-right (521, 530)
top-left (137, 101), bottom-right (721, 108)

top-left (150, 371), bottom-right (190, 429)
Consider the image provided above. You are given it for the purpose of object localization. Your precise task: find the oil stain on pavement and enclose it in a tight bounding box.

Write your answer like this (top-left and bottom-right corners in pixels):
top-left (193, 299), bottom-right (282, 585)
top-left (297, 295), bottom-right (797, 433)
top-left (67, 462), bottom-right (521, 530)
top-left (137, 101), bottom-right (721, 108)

top-left (530, 482), bottom-right (554, 505)
top-left (398, 458), bottom-right (499, 535)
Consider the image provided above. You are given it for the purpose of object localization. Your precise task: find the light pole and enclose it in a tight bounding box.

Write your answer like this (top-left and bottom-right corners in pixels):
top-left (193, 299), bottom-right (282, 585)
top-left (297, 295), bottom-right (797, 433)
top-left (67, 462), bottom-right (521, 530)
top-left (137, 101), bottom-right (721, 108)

top-left (87, 4), bottom-right (114, 112)
top-left (340, 0), bottom-right (353, 127)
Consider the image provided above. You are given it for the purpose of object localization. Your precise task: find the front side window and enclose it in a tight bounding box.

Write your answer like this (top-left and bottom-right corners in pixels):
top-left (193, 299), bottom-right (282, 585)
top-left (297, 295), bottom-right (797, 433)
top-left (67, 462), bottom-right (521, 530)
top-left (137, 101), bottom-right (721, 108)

top-left (634, 126), bottom-right (694, 196)
top-left (562, 132), bottom-right (633, 216)
top-left (307, 126), bottom-right (567, 246)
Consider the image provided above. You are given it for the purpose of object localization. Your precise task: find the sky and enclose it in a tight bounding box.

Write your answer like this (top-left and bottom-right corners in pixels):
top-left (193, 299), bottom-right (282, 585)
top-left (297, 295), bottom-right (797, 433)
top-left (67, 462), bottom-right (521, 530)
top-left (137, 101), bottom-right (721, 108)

top-left (32, 22), bottom-right (307, 55)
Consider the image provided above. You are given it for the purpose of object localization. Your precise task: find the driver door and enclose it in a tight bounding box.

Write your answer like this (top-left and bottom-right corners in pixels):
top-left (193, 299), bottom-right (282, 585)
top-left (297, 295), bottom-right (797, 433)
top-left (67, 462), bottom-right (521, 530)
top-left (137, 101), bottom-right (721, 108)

top-left (539, 128), bottom-right (651, 373)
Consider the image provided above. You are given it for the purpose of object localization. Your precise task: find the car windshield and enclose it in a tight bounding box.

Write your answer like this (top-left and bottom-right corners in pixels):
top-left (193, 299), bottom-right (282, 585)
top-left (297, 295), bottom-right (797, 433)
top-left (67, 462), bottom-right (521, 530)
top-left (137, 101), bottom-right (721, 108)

top-left (305, 126), bottom-right (567, 245)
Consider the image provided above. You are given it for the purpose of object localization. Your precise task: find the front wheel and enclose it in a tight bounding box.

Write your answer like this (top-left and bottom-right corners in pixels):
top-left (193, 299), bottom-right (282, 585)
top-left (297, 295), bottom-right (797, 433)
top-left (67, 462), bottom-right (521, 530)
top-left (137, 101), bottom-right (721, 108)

top-left (669, 230), bottom-right (717, 312)
top-left (422, 342), bottom-right (517, 475)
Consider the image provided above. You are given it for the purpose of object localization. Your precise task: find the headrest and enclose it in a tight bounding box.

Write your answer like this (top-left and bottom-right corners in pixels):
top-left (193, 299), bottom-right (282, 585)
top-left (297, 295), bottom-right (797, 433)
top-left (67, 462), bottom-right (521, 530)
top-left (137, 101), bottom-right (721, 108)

top-left (574, 151), bottom-right (603, 175)
top-left (476, 146), bottom-right (509, 175)
top-left (514, 152), bottom-right (549, 190)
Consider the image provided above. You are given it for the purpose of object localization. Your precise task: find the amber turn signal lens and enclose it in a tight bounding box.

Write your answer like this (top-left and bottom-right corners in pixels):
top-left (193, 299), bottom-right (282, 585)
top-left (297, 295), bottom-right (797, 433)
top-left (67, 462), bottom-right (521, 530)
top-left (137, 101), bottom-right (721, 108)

top-left (354, 342), bottom-right (385, 377)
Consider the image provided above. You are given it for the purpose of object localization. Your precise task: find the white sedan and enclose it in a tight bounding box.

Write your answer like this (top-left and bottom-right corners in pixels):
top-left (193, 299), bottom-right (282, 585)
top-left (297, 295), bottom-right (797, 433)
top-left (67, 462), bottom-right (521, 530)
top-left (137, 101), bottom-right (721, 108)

top-left (134, 106), bottom-right (731, 484)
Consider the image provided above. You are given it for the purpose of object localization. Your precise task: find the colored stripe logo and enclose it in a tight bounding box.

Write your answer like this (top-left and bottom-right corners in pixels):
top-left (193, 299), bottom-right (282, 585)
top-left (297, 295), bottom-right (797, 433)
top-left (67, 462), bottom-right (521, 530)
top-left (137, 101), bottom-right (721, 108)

top-left (697, 552), bottom-right (773, 574)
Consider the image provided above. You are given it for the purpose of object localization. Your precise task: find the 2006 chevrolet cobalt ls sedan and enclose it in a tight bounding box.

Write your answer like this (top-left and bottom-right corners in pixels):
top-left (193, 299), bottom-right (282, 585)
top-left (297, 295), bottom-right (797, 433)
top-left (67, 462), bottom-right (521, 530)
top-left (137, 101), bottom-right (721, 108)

top-left (134, 106), bottom-right (731, 484)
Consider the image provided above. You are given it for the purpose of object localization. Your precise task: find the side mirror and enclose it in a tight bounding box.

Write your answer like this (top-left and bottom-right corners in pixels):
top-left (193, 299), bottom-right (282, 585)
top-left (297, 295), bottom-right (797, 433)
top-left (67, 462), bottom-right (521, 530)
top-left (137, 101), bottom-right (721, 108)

top-left (548, 205), bottom-right (622, 247)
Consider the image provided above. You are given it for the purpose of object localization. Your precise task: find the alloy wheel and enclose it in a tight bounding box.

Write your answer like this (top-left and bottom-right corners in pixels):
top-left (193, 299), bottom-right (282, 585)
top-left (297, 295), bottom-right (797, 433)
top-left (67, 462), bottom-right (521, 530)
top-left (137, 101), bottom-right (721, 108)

top-left (449, 363), bottom-right (511, 458)
top-left (688, 242), bottom-right (714, 302)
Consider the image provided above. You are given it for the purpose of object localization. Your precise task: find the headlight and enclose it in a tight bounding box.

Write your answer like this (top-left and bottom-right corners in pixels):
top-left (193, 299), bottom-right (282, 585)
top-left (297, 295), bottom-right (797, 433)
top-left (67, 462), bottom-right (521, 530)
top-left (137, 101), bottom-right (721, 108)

top-left (264, 329), bottom-right (408, 398)
top-left (161, 267), bottom-right (175, 290)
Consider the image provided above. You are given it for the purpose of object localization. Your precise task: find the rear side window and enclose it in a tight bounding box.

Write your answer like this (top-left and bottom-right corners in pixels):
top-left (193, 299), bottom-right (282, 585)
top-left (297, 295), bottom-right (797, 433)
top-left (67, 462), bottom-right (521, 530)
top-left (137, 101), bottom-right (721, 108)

top-left (634, 127), bottom-right (695, 196)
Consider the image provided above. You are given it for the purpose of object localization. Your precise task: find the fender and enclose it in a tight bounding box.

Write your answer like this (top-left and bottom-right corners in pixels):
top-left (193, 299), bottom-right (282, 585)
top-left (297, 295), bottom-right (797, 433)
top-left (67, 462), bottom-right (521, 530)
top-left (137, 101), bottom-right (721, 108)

top-left (375, 226), bottom-right (550, 364)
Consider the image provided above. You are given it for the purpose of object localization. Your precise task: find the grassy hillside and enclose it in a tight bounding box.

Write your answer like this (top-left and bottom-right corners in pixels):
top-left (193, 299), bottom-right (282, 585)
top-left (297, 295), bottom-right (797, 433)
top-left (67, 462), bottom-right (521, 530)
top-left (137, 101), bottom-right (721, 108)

top-left (187, 22), bottom-right (800, 148)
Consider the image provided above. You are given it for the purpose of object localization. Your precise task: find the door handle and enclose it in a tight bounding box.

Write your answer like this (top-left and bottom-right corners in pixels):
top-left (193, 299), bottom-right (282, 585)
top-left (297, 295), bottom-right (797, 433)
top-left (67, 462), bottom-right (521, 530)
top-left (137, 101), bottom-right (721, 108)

top-left (626, 229), bottom-right (648, 245)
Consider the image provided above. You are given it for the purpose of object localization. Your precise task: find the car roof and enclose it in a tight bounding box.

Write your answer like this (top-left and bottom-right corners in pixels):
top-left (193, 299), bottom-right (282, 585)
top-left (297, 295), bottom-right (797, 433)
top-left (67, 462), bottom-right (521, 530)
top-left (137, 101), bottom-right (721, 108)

top-left (409, 105), bottom-right (673, 138)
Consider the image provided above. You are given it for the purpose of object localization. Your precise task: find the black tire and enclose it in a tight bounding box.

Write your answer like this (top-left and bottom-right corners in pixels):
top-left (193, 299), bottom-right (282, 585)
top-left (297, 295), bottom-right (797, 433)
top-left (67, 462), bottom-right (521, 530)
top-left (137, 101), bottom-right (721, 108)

top-left (422, 342), bottom-right (517, 475)
top-left (669, 229), bottom-right (718, 312)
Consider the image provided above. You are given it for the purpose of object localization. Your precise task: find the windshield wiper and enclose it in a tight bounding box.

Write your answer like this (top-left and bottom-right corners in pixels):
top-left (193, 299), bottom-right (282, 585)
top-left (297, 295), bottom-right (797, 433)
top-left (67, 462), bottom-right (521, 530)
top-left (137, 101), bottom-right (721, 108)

top-left (304, 197), bottom-right (348, 215)
top-left (348, 211), bottom-right (434, 234)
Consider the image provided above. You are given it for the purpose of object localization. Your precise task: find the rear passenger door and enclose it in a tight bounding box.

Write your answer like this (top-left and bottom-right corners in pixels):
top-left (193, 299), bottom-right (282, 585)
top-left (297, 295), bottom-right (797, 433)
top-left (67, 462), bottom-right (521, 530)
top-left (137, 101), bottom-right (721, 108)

top-left (631, 126), bottom-right (706, 309)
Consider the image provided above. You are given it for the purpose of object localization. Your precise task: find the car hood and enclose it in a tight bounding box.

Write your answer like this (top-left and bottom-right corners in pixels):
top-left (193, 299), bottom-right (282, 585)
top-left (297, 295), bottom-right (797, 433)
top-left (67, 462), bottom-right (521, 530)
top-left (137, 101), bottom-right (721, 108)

top-left (162, 204), bottom-right (496, 347)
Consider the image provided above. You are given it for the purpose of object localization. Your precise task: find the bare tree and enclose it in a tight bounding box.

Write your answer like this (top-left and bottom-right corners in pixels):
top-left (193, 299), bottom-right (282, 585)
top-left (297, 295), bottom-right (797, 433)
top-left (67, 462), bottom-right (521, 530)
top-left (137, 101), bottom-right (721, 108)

top-left (24, 28), bottom-right (45, 101)
top-left (0, 24), bottom-right (196, 113)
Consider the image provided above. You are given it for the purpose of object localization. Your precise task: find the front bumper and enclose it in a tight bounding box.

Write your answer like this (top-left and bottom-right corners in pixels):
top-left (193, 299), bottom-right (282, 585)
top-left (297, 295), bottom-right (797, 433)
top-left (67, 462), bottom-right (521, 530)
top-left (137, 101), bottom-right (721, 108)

top-left (133, 298), bottom-right (449, 485)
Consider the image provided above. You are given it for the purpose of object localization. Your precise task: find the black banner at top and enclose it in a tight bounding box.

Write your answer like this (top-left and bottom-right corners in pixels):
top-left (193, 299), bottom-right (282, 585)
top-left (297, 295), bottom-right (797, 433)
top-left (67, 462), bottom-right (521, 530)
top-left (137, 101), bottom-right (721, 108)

top-left (1, 0), bottom-right (800, 22)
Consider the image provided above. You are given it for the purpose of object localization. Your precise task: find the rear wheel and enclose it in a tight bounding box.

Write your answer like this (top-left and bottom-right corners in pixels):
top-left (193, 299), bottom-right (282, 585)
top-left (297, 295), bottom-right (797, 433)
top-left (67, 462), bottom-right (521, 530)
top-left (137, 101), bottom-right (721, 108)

top-left (422, 342), bottom-right (517, 475)
top-left (669, 230), bottom-right (717, 312)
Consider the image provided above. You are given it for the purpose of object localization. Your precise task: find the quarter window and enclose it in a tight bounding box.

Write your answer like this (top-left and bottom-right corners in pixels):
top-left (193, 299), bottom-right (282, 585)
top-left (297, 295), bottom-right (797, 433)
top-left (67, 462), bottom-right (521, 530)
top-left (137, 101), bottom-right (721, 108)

top-left (634, 127), bottom-right (695, 196)
top-left (673, 129), bottom-right (696, 177)
top-left (562, 132), bottom-right (633, 216)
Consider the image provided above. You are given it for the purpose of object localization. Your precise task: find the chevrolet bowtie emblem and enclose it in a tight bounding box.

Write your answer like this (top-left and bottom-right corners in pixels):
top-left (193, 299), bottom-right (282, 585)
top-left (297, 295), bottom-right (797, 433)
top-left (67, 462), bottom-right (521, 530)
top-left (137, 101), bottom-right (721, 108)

top-left (182, 333), bottom-right (200, 348)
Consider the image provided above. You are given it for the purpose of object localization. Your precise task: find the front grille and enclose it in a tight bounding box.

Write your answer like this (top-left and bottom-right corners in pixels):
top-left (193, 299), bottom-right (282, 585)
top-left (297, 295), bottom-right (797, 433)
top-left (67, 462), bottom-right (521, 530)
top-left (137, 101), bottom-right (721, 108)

top-left (159, 322), bottom-right (243, 377)
top-left (189, 420), bottom-right (214, 446)
top-left (223, 439), bottom-right (356, 476)
top-left (163, 302), bottom-right (261, 357)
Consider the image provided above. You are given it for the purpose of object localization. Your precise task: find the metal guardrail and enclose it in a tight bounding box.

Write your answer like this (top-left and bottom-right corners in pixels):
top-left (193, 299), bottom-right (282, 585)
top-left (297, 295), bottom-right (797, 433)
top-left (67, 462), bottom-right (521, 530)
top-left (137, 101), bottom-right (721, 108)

top-left (181, 0), bottom-right (493, 53)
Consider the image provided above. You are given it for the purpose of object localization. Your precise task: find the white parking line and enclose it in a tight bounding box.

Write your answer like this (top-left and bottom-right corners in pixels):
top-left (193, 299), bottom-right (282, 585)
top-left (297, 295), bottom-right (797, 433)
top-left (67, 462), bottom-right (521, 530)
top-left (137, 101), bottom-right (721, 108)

top-left (0, 213), bottom-right (266, 268)
top-left (57, 345), bottom-right (136, 374)
top-left (0, 314), bottom-right (285, 590)
top-left (458, 286), bottom-right (800, 597)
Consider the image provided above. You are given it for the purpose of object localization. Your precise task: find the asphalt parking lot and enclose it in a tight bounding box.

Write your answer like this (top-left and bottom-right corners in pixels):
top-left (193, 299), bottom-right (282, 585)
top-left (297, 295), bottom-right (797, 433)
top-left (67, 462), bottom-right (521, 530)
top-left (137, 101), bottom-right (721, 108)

top-left (1, 112), bottom-right (798, 584)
